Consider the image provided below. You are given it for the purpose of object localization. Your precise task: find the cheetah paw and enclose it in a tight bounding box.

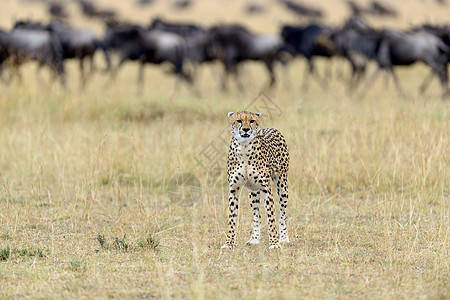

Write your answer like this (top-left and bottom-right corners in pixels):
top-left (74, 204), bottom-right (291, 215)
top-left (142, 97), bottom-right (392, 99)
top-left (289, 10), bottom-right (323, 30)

top-left (279, 237), bottom-right (290, 244)
top-left (221, 244), bottom-right (233, 250)
top-left (268, 243), bottom-right (281, 249)
top-left (245, 239), bottom-right (260, 246)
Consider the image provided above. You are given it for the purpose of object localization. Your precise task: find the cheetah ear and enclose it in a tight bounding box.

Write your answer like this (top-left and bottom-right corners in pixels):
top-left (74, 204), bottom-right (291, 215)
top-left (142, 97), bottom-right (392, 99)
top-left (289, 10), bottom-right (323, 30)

top-left (255, 112), bottom-right (261, 117)
top-left (228, 112), bottom-right (235, 117)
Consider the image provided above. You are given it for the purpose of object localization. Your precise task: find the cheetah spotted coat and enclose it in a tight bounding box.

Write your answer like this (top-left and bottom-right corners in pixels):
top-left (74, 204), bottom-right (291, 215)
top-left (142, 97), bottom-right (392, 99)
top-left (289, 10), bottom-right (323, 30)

top-left (222, 111), bottom-right (289, 249)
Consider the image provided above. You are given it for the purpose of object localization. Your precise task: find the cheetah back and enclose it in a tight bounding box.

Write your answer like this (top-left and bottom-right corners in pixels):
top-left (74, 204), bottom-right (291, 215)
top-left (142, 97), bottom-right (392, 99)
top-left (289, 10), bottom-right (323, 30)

top-left (257, 128), bottom-right (289, 175)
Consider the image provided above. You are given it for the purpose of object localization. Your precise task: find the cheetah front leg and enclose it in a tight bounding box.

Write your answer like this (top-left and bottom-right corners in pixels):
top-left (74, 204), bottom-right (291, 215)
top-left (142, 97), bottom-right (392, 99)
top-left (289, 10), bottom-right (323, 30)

top-left (262, 183), bottom-right (280, 249)
top-left (221, 186), bottom-right (240, 249)
top-left (246, 190), bottom-right (261, 245)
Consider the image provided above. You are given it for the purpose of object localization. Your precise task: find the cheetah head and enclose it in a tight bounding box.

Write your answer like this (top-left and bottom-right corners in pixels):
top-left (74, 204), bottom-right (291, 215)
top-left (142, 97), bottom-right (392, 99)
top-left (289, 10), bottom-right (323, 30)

top-left (228, 111), bottom-right (261, 142)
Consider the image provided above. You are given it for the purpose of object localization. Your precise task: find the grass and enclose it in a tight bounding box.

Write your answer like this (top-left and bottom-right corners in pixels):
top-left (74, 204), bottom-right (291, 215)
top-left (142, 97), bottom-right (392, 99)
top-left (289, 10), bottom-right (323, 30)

top-left (0, 0), bottom-right (449, 299)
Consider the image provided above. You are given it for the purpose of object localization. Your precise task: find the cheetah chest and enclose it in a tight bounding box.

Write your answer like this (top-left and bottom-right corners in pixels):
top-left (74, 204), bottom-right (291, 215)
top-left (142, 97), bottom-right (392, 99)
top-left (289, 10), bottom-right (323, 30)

top-left (231, 143), bottom-right (267, 191)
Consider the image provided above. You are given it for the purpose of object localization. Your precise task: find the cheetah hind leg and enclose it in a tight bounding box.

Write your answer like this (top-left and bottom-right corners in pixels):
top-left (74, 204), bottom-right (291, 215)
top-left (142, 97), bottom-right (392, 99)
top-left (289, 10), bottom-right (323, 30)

top-left (274, 174), bottom-right (290, 244)
top-left (246, 190), bottom-right (261, 246)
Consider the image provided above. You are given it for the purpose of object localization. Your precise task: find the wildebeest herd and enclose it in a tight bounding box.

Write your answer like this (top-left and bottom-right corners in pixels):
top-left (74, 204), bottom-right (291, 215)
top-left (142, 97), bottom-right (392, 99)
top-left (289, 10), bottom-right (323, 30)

top-left (1, 14), bottom-right (450, 98)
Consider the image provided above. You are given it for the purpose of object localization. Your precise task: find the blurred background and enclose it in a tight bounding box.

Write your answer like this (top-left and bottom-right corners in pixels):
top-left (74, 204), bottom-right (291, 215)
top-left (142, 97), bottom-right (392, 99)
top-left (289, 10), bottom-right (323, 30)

top-left (1, 0), bottom-right (449, 34)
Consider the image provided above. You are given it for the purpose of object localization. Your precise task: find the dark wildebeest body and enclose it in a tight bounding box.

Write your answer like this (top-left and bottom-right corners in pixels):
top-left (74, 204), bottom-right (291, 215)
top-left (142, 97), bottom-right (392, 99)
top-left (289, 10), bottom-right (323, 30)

top-left (207, 24), bottom-right (285, 90)
top-left (376, 29), bottom-right (450, 97)
top-left (47, 21), bottom-right (111, 86)
top-left (0, 23), bottom-right (65, 85)
top-left (149, 18), bottom-right (206, 38)
top-left (148, 18), bottom-right (217, 84)
top-left (411, 24), bottom-right (450, 94)
top-left (104, 22), bottom-right (191, 88)
top-left (324, 16), bottom-right (450, 97)
top-left (324, 17), bottom-right (383, 88)
top-left (281, 24), bottom-right (337, 88)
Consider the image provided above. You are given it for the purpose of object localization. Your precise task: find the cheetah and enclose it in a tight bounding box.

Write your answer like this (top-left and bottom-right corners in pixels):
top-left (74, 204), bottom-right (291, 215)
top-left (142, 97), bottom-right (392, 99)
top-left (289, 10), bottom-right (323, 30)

top-left (222, 111), bottom-right (290, 249)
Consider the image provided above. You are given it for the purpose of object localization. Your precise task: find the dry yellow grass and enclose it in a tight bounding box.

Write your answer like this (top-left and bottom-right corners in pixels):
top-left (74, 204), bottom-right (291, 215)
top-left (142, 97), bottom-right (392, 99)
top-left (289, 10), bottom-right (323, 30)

top-left (0, 0), bottom-right (449, 299)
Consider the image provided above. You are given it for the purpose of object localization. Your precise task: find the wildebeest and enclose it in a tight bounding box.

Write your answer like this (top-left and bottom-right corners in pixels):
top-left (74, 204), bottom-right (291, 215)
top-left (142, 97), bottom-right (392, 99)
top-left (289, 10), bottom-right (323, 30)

top-left (104, 21), bottom-right (192, 89)
top-left (171, 0), bottom-right (192, 10)
top-left (13, 20), bottom-right (111, 87)
top-left (321, 16), bottom-right (382, 89)
top-left (245, 2), bottom-right (266, 14)
top-left (47, 21), bottom-right (111, 86)
top-left (148, 18), bottom-right (216, 79)
top-left (0, 22), bottom-right (65, 85)
top-left (281, 23), bottom-right (337, 89)
top-left (135, 0), bottom-right (155, 6)
top-left (279, 0), bottom-right (323, 18)
top-left (411, 24), bottom-right (450, 94)
top-left (149, 17), bottom-right (206, 38)
top-left (78, 0), bottom-right (116, 20)
top-left (376, 29), bottom-right (450, 97)
top-left (48, 2), bottom-right (69, 19)
top-left (346, 0), bottom-right (397, 17)
top-left (322, 16), bottom-right (450, 97)
top-left (207, 24), bottom-right (286, 90)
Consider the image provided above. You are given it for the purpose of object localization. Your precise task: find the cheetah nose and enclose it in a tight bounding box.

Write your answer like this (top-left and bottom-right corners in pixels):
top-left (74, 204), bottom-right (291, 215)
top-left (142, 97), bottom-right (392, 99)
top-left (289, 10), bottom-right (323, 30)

top-left (242, 128), bottom-right (250, 132)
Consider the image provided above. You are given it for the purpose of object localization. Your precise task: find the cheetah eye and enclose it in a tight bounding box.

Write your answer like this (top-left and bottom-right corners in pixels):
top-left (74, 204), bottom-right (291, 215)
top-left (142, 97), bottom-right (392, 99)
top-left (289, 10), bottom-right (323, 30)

top-left (250, 120), bottom-right (255, 124)
top-left (236, 120), bottom-right (242, 124)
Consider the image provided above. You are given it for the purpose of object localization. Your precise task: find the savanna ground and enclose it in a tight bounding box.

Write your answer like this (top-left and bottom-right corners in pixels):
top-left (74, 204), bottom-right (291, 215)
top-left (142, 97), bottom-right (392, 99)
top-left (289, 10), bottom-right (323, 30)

top-left (0, 0), bottom-right (449, 298)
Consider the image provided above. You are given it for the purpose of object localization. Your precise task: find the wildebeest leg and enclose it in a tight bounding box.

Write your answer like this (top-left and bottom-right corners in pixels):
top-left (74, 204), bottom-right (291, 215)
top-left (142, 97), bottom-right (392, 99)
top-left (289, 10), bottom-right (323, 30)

top-left (79, 59), bottom-right (87, 89)
top-left (425, 62), bottom-right (449, 98)
top-left (305, 59), bottom-right (328, 91)
top-left (174, 61), bottom-right (192, 85)
top-left (353, 65), bottom-right (367, 89)
top-left (89, 54), bottom-right (96, 73)
top-left (0, 65), bottom-right (4, 84)
top-left (311, 59), bottom-right (329, 88)
top-left (432, 63), bottom-right (450, 99)
top-left (220, 63), bottom-right (230, 91)
top-left (54, 59), bottom-right (66, 88)
top-left (302, 60), bottom-right (313, 91)
top-left (264, 59), bottom-right (276, 89)
top-left (110, 55), bottom-right (128, 81)
top-left (389, 68), bottom-right (405, 98)
top-left (357, 67), bottom-right (382, 99)
top-left (419, 70), bottom-right (435, 95)
top-left (137, 62), bottom-right (145, 95)
top-left (8, 62), bottom-right (22, 83)
top-left (35, 62), bottom-right (45, 86)
top-left (441, 66), bottom-right (449, 99)
top-left (221, 73), bottom-right (229, 91)
top-left (185, 63), bottom-right (202, 98)
top-left (346, 61), bottom-right (358, 93)
top-left (220, 61), bottom-right (238, 91)
top-left (228, 62), bottom-right (243, 92)
top-left (280, 61), bottom-right (292, 90)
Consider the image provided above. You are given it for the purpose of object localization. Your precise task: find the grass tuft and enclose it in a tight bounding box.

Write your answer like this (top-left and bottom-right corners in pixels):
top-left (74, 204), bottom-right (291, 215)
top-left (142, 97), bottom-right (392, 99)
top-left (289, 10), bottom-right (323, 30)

top-left (0, 247), bottom-right (46, 261)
